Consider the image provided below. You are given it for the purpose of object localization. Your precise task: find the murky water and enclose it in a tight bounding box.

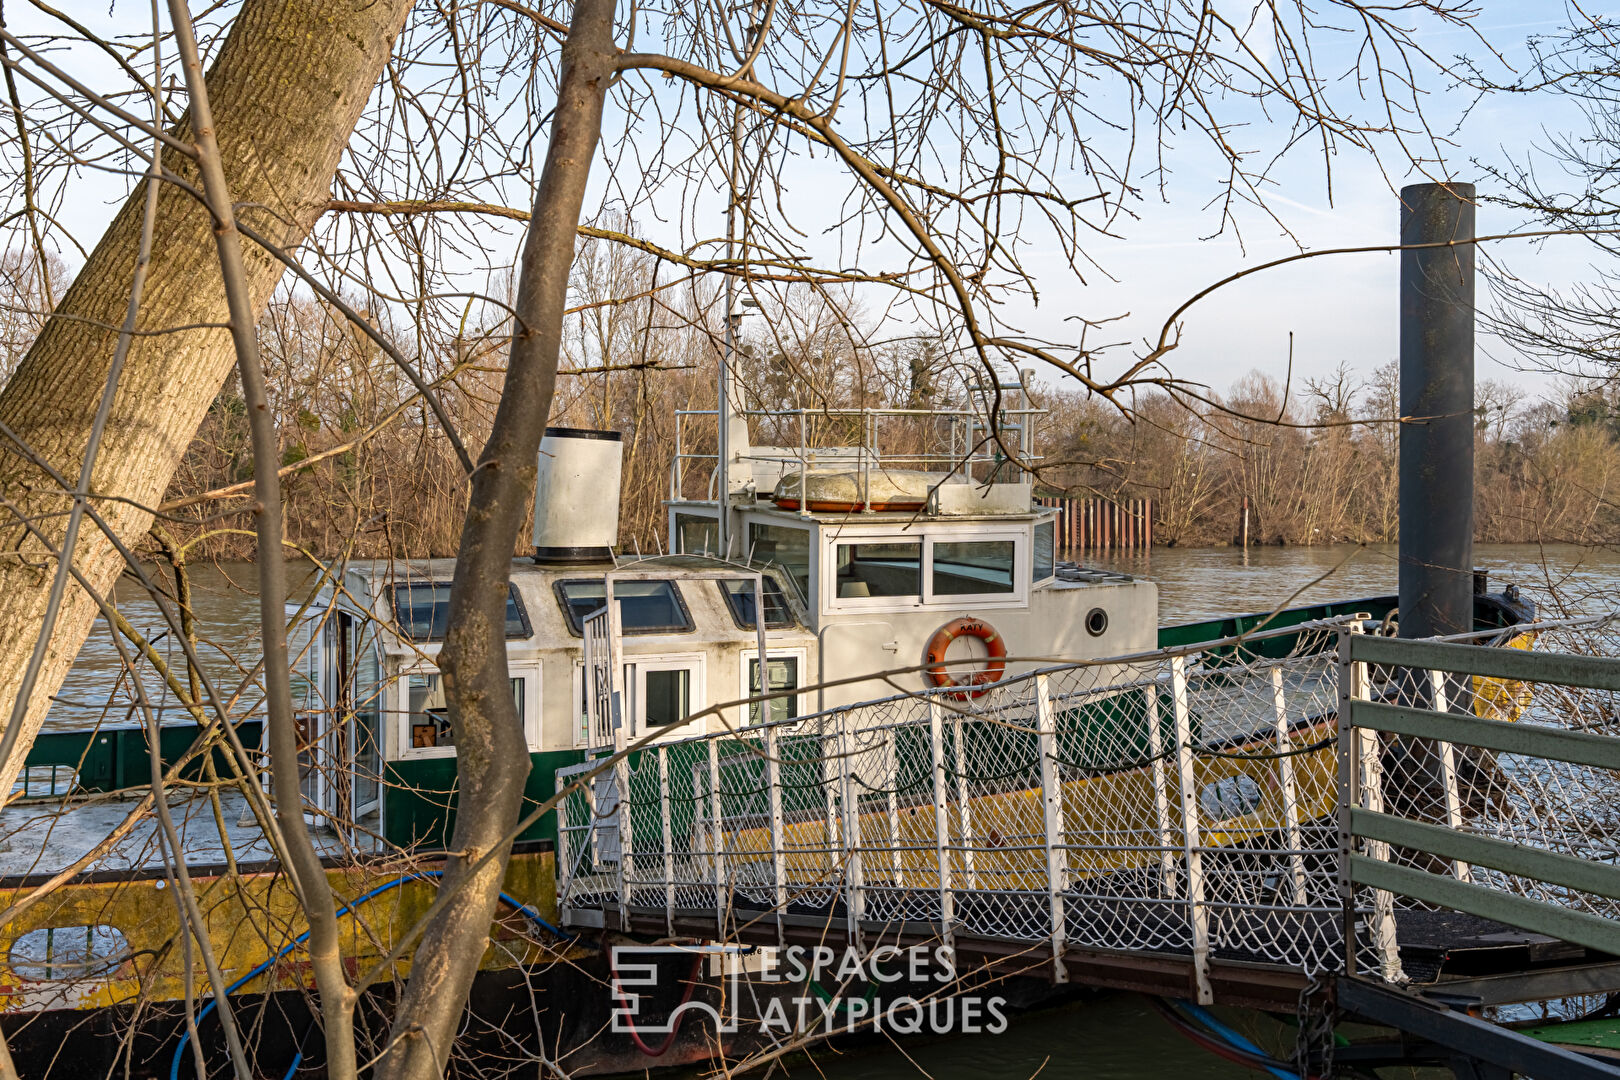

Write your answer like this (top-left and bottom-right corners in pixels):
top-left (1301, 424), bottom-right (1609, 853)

top-left (816, 994), bottom-right (1261, 1080)
top-left (1084, 542), bottom-right (1620, 624)
top-left (46, 562), bottom-right (322, 732)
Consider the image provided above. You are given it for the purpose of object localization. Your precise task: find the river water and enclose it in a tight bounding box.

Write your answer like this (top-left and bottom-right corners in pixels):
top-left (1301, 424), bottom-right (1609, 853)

top-left (37, 546), bottom-right (1620, 1077)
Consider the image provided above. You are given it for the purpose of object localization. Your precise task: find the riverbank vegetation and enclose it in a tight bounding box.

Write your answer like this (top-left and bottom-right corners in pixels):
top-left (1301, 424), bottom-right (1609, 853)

top-left (120, 273), bottom-right (1619, 559)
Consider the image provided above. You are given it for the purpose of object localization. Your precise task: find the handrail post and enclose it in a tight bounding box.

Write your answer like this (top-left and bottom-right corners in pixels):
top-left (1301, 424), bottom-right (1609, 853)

top-left (953, 712), bottom-right (978, 890)
top-left (709, 739), bottom-right (726, 937)
top-left (838, 708), bottom-right (866, 950)
top-left (615, 754), bottom-right (633, 930)
top-left (885, 727), bottom-right (902, 885)
top-left (1170, 655), bottom-right (1212, 1004)
top-left (928, 700), bottom-right (956, 956)
top-left (1145, 678), bottom-right (1178, 897)
top-left (1431, 669), bottom-right (1473, 883)
top-left (1035, 673), bottom-right (1070, 983)
top-left (555, 769), bottom-right (573, 905)
top-left (1356, 667), bottom-right (1403, 982)
top-left (1337, 624), bottom-right (1359, 976)
top-left (1271, 666), bottom-right (1308, 907)
top-left (659, 745), bottom-right (673, 936)
top-left (764, 724), bottom-right (787, 948)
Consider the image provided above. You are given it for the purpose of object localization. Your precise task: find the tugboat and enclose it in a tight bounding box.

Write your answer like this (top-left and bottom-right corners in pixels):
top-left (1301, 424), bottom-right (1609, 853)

top-left (0, 378), bottom-right (1534, 1077)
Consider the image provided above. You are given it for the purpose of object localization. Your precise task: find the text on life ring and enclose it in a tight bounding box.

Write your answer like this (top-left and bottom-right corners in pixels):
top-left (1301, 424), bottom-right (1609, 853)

top-left (923, 618), bottom-right (1008, 698)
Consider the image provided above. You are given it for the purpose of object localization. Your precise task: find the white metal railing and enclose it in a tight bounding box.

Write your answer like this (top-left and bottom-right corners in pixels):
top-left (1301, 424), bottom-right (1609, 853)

top-left (559, 610), bottom-right (1620, 997)
top-left (670, 398), bottom-right (1046, 507)
top-left (558, 617), bottom-right (1366, 1002)
top-left (581, 607), bottom-right (616, 749)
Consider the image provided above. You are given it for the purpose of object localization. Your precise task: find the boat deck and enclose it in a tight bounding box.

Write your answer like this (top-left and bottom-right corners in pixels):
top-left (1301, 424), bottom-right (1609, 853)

top-left (0, 789), bottom-right (367, 881)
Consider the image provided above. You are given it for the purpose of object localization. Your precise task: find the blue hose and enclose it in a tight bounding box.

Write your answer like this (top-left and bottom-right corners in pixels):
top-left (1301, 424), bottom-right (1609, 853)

top-left (169, 871), bottom-right (576, 1080)
top-left (1174, 1000), bottom-right (1301, 1080)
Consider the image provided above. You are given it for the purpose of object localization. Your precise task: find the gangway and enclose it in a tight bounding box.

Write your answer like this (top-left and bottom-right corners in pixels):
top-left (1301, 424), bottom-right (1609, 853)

top-left (557, 612), bottom-right (1620, 1077)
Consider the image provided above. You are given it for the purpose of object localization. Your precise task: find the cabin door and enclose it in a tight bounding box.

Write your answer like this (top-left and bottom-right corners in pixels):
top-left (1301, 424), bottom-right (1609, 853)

top-left (288, 605), bottom-right (379, 840)
top-left (287, 603), bottom-right (336, 826)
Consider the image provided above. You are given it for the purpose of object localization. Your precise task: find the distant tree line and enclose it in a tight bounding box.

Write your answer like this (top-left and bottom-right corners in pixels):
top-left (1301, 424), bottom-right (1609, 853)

top-left (122, 263), bottom-right (1618, 559)
top-left (1037, 364), bottom-right (1619, 548)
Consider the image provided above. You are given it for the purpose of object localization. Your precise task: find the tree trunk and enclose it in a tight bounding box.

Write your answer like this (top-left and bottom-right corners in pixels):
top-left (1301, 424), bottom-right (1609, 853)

top-left (0, 0), bottom-right (412, 800)
top-left (377, 0), bottom-right (619, 1074)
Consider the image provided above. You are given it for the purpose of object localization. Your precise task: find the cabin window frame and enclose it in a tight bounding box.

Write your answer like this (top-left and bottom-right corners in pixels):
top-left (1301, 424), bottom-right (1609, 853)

top-left (671, 508), bottom-right (720, 557)
top-left (553, 578), bottom-right (695, 637)
top-left (744, 518), bottom-right (814, 606)
top-left (622, 652), bottom-right (707, 741)
top-left (716, 575), bottom-right (797, 630)
top-left (391, 655), bottom-right (543, 761)
top-left (1033, 516), bottom-right (1057, 584)
top-left (739, 647), bottom-right (808, 725)
top-left (821, 525), bottom-right (1031, 614)
top-left (390, 581), bottom-right (533, 643)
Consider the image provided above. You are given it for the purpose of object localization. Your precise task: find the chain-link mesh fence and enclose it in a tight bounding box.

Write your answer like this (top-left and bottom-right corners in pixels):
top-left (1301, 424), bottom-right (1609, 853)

top-left (558, 618), bottom-right (1372, 989)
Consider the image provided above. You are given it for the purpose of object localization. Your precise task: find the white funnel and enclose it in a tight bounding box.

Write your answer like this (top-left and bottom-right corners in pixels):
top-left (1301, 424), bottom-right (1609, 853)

top-left (533, 427), bottom-right (622, 562)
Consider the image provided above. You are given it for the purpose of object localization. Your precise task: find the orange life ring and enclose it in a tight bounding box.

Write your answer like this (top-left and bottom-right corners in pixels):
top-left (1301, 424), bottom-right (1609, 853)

top-left (923, 617), bottom-right (1008, 698)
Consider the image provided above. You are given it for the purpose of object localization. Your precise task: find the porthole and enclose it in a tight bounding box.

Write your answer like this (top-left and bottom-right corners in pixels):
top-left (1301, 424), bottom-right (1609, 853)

top-left (1084, 607), bottom-right (1108, 637)
top-left (8, 924), bottom-right (130, 981)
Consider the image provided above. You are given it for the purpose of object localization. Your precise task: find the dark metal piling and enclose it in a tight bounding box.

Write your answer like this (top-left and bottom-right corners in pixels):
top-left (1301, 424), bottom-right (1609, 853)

top-left (1399, 182), bottom-right (1476, 640)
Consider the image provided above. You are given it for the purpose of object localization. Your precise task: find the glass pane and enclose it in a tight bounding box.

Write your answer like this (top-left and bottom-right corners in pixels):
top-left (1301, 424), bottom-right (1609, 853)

top-left (719, 577), bottom-right (793, 629)
top-left (835, 542), bottom-right (921, 598)
top-left (408, 671), bottom-right (453, 749)
top-left (675, 514), bottom-right (718, 556)
top-left (644, 668), bottom-right (691, 727)
top-left (748, 524), bottom-right (811, 602)
top-left (749, 656), bottom-right (799, 724)
top-left (932, 540), bottom-right (1016, 595)
top-left (557, 579), bottom-right (692, 634)
top-left (351, 622), bottom-right (381, 810)
top-left (1033, 521), bottom-right (1055, 582)
top-left (392, 583), bottom-right (531, 641)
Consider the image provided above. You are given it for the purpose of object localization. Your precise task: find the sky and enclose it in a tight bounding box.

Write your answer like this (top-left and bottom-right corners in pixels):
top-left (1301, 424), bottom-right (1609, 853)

top-left (7, 1), bottom-right (1612, 410)
top-left (990, 3), bottom-right (1608, 404)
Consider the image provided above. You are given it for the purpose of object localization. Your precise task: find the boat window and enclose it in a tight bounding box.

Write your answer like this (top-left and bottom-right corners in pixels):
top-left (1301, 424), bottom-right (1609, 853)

top-left (674, 512), bottom-right (718, 556)
top-left (932, 540), bottom-right (1016, 595)
top-left (1034, 521), bottom-right (1056, 582)
top-left (392, 582), bottom-right (532, 641)
top-left (409, 672), bottom-right (526, 750)
top-left (555, 579), bottom-right (694, 635)
top-left (747, 523), bottom-right (811, 602)
top-left (835, 541), bottom-right (922, 598)
top-left (748, 655), bottom-right (800, 724)
top-left (717, 577), bottom-right (795, 629)
top-left (638, 666), bottom-right (692, 728)
top-left (9, 924), bottom-right (129, 981)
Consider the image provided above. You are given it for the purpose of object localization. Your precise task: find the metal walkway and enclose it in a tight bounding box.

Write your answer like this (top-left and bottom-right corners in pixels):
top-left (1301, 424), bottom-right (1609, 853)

top-left (557, 612), bottom-right (1620, 1074)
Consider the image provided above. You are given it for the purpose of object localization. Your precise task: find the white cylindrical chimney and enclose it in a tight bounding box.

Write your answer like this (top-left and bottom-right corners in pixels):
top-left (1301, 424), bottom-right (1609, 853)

top-left (533, 427), bottom-right (622, 562)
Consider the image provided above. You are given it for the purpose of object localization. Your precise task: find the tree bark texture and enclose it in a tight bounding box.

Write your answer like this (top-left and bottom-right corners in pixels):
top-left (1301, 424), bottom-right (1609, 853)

top-left (377, 0), bottom-right (619, 1074)
top-left (0, 0), bottom-right (413, 800)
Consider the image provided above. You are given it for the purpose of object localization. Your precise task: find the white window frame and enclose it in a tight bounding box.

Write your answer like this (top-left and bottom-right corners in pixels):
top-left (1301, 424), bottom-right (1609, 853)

top-left (739, 646), bottom-right (809, 726)
top-left (744, 516), bottom-right (815, 609)
top-left (669, 506), bottom-right (720, 556)
top-left (925, 529), bottom-right (1028, 604)
top-left (1032, 514), bottom-right (1058, 585)
top-left (393, 655), bottom-right (543, 761)
top-left (822, 525), bottom-right (1030, 614)
top-left (622, 652), bottom-right (707, 742)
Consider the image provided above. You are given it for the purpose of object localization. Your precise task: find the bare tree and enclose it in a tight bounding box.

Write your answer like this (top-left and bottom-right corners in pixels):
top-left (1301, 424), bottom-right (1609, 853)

top-left (0, 0), bottom-right (413, 803)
